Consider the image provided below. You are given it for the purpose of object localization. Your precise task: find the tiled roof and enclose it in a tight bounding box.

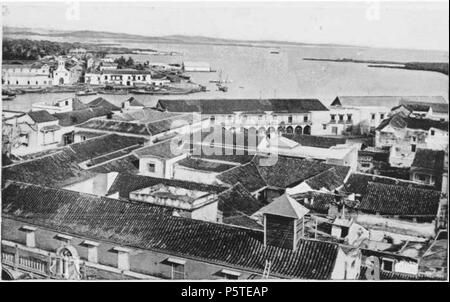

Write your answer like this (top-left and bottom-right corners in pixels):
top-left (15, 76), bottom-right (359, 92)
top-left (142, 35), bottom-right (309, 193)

top-left (331, 96), bottom-right (447, 108)
top-left (157, 98), bottom-right (328, 114)
top-left (398, 100), bottom-right (448, 114)
top-left (217, 161), bottom-right (267, 193)
top-left (2, 134), bottom-right (146, 187)
top-left (146, 114), bottom-right (198, 136)
top-left (133, 139), bottom-right (185, 159)
top-left (376, 114), bottom-right (449, 132)
top-left (411, 149), bottom-right (445, 171)
top-left (28, 110), bottom-right (58, 123)
top-left (107, 173), bottom-right (226, 199)
top-left (291, 191), bottom-right (337, 214)
top-left (2, 181), bottom-right (340, 279)
top-left (344, 172), bottom-right (436, 196)
top-left (87, 97), bottom-right (121, 111)
top-left (77, 119), bottom-right (151, 136)
top-left (218, 183), bottom-right (265, 217)
top-left (283, 134), bottom-right (347, 148)
top-left (112, 108), bottom-right (180, 123)
top-left (359, 182), bottom-right (441, 216)
top-left (304, 167), bottom-right (347, 191)
top-left (177, 157), bottom-right (236, 173)
top-left (53, 107), bottom-right (111, 127)
top-left (254, 155), bottom-right (349, 189)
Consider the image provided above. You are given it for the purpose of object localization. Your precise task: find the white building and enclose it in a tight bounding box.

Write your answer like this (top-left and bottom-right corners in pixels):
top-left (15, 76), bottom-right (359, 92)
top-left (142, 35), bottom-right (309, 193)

top-left (328, 96), bottom-right (447, 135)
top-left (52, 59), bottom-right (73, 85)
top-left (85, 69), bottom-right (168, 86)
top-left (2, 63), bottom-right (52, 87)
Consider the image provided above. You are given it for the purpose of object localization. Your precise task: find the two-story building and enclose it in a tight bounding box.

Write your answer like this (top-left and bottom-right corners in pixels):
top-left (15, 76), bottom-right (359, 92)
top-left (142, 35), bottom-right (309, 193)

top-left (2, 62), bottom-right (52, 87)
top-left (156, 98), bottom-right (330, 136)
top-left (85, 69), bottom-right (169, 86)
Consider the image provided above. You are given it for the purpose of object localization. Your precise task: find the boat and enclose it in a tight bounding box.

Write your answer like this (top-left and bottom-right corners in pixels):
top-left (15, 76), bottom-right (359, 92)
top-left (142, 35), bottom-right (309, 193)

top-left (2, 89), bottom-right (16, 97)
top-left (98, 90), bottom-right (129, 95)
top-left (2, 95), bottom-right (16, 101)
top-left (217, 84), bottom-right (228, 92)
top-left (21, 87), bottom-right (47, 93)
top-left (76, 90), bottom-right (97, 96)
top-left (270, 49), bottom-right (280, 54)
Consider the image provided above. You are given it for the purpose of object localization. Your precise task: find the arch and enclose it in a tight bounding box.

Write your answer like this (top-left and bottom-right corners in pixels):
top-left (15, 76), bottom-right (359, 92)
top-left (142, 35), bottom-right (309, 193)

top-left (303, 125), bottom-right (311, 135)
top-left (268, 127), bottom-right (276, 134)
top-left (229, 127), bottom-right (236, 133)
top-left (59, 77), bottom-right (65, 85)
top-left (2, 268), bottom-right (14, 280)
top-left (295, 126), bottom-right (303, 134)
top-left (286, 126), bottom-right (294, 134)
top-left (277, 126), bottom-right (285, 134)
top-left (56, 245), bottom-right (79, 259)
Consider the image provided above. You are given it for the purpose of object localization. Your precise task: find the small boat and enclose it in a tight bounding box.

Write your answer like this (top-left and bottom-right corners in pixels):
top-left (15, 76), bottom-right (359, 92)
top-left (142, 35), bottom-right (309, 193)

top-left (270, 49), bottom-right (280, 54)
top-left (2, 95), bottom-right (16, 101)
top-left (217, 84), bottom-right (228, 92)
top-left (21, 87), bottom-right (47, 93)
top-left (76, 90), bottom-right (97, 96)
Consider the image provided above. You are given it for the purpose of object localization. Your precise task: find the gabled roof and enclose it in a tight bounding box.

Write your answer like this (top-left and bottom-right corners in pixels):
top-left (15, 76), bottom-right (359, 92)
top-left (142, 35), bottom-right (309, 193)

top-left (304, 167), bottom-right (346, 191)
top-left (359, 182), bottom-right (441, 216)
top-left (177, 157), bottom-right (235, 173)
top-left (53, 107), bottom-right (111, 127)
top-left (2, 134), bottom-right (145, 188)
top-left (77, 119), bottom-right (151, 136)
top-left (133, 139), bottom-right (185, 159)
top-left (283, 134), bottom-right (347, 148)
top-left (107, 173), bottom-right (226, 199)
top-left (216, 161), bottom-right (267, 193)
top-left (157, 98), bottom-right (328, 114)
top-left (87, 97), bottom-right (121, 111)
top-left (397, 100), bottom-right (448, 114)
top-left (411, 149), bottom-right (445, 171)
top-left (2, 181), bottom-right (339, 279)
top-left (376, 114), bottom-right (449, 132)
top-left (28, 110), bottom-right (58, 123)
top-left (331, 96), bottom-right (447, 108)
top-left (258, 194), bottom-right (309, 219)
top-left (124, 97), bottom-right (144, 107)
top-left (254, 155), bottom-right (349, 189)
top-left (344, 172), bottom-right (435, 196)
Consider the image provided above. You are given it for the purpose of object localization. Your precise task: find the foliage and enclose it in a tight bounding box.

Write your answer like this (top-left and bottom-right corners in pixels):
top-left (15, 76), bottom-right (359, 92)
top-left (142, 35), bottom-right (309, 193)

top-left (2, 39), bottom-right (78, 60)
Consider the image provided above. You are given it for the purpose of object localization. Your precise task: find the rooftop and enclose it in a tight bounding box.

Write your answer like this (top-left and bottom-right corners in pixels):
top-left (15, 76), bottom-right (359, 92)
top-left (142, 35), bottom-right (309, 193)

top-left (216, 161), bottom-right (267, 193)
top-left (258, 194), bottom-right (310, 219)
top-left (133, 139), bottom-right (186, 160)
top-left (157, 98), bottom-right (328, 114)
top-left (282, 134), bottom-right (347, 148)
top-left (376, 114), bottom-right (449, 132)
top-left (177, 157), bottom-right (236, 173)
top-left (359, 182), bottom-right (441, 216)
top-left (2, 181), bottom-right (340, 279)
top-left (344, 172), bottom-right (436, 196)
top-left (107, 173), bottom-right (226, 199)
top-left (411, 149), bottom-right (445, 171)
top-left (397, 100), bottom-right (449, 114)
top-left (331, 96), bottom-right (447, 108)
top-left (87, 97), bottom-right (121, 111)
top-left (53, 107), bottom-right (112, 127)
top-left (27, 110), bottom-right (58, 123)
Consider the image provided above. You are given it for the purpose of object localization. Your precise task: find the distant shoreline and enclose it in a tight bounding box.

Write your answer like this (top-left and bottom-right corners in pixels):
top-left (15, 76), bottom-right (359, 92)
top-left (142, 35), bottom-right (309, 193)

top-left (303, 58), bottom-right (449, 75)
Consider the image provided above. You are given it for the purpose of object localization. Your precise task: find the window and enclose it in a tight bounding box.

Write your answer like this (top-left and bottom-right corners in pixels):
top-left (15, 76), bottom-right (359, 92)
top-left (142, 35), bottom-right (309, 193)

top-left (347, 114), bottom-right (352, 121)
top-left (411, 144), bottom-right (416, 152)
top-left (361, 163), bottom-right (371, 168)
top-left (303, 115), bottom-right (308, 122)
top-left (210, 116), bottom-right (215, 124)
top-left (81, 136), bottom-right (87, 141)
top-left (258, 115), bottom-right (263, 121)
top-left (288, 116), bottom-right (293, 123)
top-left (371, 113), bottom-right (376, 120)
top-left (147, 163), bottom-right (156, 173)
top-left (339, 114), bottom-right (344, 122)
top-left (415, 173), bottom-right (427, 182)
top-left (330, 114), bottom-right (336, 121)
top-left (380, 113), bottom-right (385, 120)
top-left (54, 234), bottom-right (73, 244)
top-left (322, 124), bottom-right (327, 130)
top-left (431, 130), bottom-right (435, 136)
top-left (412, 136), bottom-right (416, 142)
top-left (382, 259), bottom-right (394, 272)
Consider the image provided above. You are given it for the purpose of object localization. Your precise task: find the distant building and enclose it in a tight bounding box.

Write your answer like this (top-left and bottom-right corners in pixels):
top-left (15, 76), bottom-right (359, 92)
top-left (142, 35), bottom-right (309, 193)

top-left (391, 100), bottom-right (448, 121)
top-left (410, 149), bottom-right (445, 189)
top-left (156, 98), bottom-right (330, 136)
top-left (2, 62), bottom-right (52, 87)
top-left (375, 114), bottom-right (449, 167)
top-left (85, 69), bottom-right (169, 86)
top-left (52, 58), bottom-right (76, 85)
top-left (182, 61), bottom-right (211, 72)
top-left (329, 96), bottom-right (447, 135)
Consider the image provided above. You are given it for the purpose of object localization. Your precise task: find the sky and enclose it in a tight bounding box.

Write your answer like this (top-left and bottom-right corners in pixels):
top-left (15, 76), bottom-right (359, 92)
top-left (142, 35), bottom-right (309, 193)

top-left (2, 1), bottom-right (449, 51)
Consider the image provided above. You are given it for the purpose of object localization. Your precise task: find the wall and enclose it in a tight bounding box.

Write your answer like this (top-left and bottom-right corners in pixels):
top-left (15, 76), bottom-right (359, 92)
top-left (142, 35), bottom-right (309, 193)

top-left (2, 218), bottom-right (260, 280)
top-left (173, 166), bottom-right (220, 185)
top-left (264, 214), bottom-right (295, 250)
top-left (139, 157), bottom-right (166, 178)
top-left (191, 200), bottom-right (219, 222)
